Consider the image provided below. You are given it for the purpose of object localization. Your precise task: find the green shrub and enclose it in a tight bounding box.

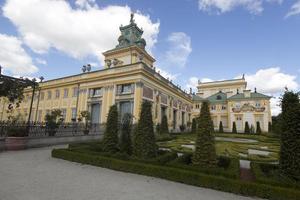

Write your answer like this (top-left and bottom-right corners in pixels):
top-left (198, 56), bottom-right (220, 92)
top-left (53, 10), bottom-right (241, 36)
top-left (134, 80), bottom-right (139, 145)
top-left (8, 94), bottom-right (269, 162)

top-left (133, 101), bottom-right (157, 159)
top-left (160, 115), bottom-right (169, 135)
top-left (219, 121), bottom-right (224, 133)
top-left (244, 121), bottom-right (250, 134)
top-left (192, 101), bottom-right (217, 167)
top-left (256, 121), bottom-right (262, 134)
top-left (191, 118), bottom-right (197, 134)
top-left (102, 105), bottom-right (119, 153)
top-left (154, 151), bottom-right (178, 165)
top-left (217, 156), bottom-right (231, 169)
top-left (120, 113), bottom-right (132, 155)
top-left (232, 122), bottom-right (237, 133)
top-left (52, 148), bottom-right (300, 200)
top-left (7, 125), bottom-right (27, 137)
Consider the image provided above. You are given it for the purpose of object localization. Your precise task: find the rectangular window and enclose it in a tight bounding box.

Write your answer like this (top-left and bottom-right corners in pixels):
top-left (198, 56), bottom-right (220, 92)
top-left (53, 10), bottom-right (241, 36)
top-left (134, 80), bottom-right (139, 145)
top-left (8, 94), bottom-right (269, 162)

top-left (55, 90), bottom-right (60, 99)
top-left (71, 108), bottom-right (77, 120)
top-left (38, 110), bottom-right (43, 122)
top-left (211, 105), bottom-right (216, 110)
top-left (92, 88), bottom-right (102, 97)
top-left (63, 89), bottom-right (69, 98)
top-left (73, 87), bottom-right (78, 97)
top-left (47, 91), bottom-right (52, 100)
top-left (119, 101), bottom-right (133, 119)
top-left (255, 101), bottom-right (261, 107)
top-left (222, 105), bottom-right (227, 110)
top-left (121, 84), bottom-right (132, 94)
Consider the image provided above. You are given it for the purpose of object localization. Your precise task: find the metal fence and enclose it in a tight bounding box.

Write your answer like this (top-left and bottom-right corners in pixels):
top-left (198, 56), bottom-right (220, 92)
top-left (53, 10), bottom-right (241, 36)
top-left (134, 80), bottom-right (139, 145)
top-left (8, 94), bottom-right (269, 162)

top-left (0, 121), bottom-right (105, 138)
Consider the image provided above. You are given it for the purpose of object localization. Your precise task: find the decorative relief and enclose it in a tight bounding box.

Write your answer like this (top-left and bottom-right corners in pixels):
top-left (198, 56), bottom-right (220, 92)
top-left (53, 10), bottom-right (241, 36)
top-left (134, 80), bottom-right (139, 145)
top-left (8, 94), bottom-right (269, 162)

top-left (232, 103), bottom-right (266, 113)
top-left (143, 85), bottom-right (153, 100)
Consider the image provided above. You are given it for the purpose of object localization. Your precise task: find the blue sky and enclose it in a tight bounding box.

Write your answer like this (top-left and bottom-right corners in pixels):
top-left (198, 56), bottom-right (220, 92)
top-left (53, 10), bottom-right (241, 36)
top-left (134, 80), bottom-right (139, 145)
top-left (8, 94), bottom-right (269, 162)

top-left (1, 0), bottom-right (300, 115)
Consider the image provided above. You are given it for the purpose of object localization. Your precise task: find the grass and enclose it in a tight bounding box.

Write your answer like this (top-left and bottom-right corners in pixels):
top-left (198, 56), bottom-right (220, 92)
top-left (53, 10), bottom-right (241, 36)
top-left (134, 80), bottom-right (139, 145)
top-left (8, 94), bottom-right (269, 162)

top-left (158, 132), bottom-right (280, 163)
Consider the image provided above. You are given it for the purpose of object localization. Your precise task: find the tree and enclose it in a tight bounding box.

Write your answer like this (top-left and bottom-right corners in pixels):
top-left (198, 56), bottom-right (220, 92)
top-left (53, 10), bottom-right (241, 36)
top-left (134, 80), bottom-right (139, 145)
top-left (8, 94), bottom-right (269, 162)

top-left (133, 101), bottom-right (157, 158)
top-left (192, 101), bottom-right (217, 167)
top-left (244, 121), bottom-right (250, 134)
top-left (45, 109), bottom-right (63, 136)
top-left (102, 104), bottom-right (119, 153)
top-left (279, 90), bottom-right (300, 179)
top-left (191, 118), bottom-right (197, 134)
top-left (232, 122), bottom-right (237, 133)
top-left (160, 115), bottom-right (169, 135)
top-left (120, 113), bottom-right (133, 155)
top-left (219, 121), bottom-right (224, 133)
top-left (79, 111), bottom-right (91, 135)
top-left (256, 121), bottom-right (262, 134)
top-left (268, 121), bottom-right (272, 133)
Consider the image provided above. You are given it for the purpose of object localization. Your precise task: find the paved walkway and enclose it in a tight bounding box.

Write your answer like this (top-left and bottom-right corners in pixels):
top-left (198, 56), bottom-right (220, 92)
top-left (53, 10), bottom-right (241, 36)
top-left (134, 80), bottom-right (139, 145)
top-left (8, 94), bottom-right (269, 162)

top-left (0, 146), bottom-right (260, 200)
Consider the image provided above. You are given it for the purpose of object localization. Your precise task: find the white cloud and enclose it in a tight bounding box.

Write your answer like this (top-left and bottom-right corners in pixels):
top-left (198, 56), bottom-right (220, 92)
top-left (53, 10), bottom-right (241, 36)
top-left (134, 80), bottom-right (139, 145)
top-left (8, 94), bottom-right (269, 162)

top-left (186, 77), bottom-right (199, 91)
top-left (285, 0), bottom-right (300, 18)
top-left (0, 33), bottom-right (38, 75)
top-left (165, 32), bottom-right (192, 68)
top-left (35, 58), bottom-right (47, 65)
top-left (198, 0), bottom-right (283, 15)
top-left (156, 67), bottom-right (179, 81)
top-left (3, 0), bottom-right (160, 65)
top-left (244, 67), bottom-right (298, 94)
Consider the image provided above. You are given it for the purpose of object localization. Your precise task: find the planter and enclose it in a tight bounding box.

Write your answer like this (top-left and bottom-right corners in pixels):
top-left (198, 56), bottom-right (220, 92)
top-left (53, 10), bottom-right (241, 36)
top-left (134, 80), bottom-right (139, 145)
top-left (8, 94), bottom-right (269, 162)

top-left (5, 137), bottom-right (28, 151)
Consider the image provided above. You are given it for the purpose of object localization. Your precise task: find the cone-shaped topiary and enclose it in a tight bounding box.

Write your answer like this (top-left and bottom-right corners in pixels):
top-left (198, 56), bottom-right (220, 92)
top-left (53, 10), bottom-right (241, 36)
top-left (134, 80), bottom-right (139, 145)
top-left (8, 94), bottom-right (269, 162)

top-left (191, 118), bottom-right (197, 134)
top-left (120, 113), bottom-right (133, 155)
top-left (268, 121), bottom-right (272, 133)
top-left (102, 104), bottom-right (119, 153)
top-left (160, 115), bottom-right (169, 135)
top-left (133, 100), bottom-right (157, 159)
top-left (219, 121), bottom-right (224, 133)
top-left (192, 101), bottom-right (217, 168)
top-left (280, 90), bottom-right (300, 179)
top-left (256, 121), bottom-right (262, 134)
top-left (232, 122), bottom-right (237, 133)
top-left (244, 121), bottom-right (250, 134)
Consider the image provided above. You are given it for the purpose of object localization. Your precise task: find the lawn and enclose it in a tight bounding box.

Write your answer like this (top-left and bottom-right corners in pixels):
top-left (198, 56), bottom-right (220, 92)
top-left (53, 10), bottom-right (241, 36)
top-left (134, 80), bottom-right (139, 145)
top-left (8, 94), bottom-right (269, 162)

top-left (157, 132), bottom-right (280, 163)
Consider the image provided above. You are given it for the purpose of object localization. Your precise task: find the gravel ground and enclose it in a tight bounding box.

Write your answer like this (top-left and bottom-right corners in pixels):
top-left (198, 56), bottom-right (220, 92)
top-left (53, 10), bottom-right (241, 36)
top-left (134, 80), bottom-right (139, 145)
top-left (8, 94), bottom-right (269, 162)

top-left (0, 146), bottom-right (260, 200)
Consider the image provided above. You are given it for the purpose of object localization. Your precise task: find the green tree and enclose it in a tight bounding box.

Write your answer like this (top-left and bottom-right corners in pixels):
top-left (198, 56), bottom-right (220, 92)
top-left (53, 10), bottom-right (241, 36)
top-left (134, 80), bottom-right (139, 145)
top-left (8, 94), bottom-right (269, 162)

top-left (191, 118), bottom-right (197, 134)
top-left (102, 104), bottom-right (119, 153)
top-left (133, 101), bottom-right (157, 158)
top-left (279, 90), bottom-right (300, 179)
top-left (192, 101), bottom-right (217, 167)
top-left (244, 121), bottom-right (250, 134)
top-left (160, 115), bottom-right (169, 135)
top-left (232, 121), bottom-right (237, 133)
top-left (268, 121), bottom-right (272, 133)
top-left (256, 121), bottom-right (262, 134)
top-left (45, 109), bottom-right (63, 136)
top-left (219, 121), bottom-right (224, 133)
top-left (120, 113), bottom-right (133, 155)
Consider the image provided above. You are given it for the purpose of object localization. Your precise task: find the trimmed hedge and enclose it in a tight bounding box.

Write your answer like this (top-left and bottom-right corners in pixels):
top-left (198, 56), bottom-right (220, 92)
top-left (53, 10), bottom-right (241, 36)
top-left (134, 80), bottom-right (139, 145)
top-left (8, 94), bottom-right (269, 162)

top-left (52, 148), bottom-right (300, 200)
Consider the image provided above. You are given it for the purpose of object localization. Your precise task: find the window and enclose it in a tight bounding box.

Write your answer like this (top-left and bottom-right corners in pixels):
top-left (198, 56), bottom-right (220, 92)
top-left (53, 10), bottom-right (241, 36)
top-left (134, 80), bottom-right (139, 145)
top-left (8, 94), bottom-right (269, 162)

top-left (71, 108), bottom-right (77, 120)
top-left (73, 87), bottom-right (78, 97)
top-left (117, 84), bottom-right (133, 95)
top-left (40, 92), bottom-right (44, 100)
top-left (216, 95), bottom-right (222, 100)
top-left (222, 105), bottom-right (227, 110)
top-left (235, 102), bottom-right (241, 108)
top-left (55, 90), bottom-right (60, 99)
top-left (255, 101), bottom-right (261, 108)
top-left (63, 89), bottom-right (69, 98)
top-left (47, 91), bottom-right (52, 100)
top-left (38, 110), bottom-right (43, 122)
top-left (119, 101), bottom-right (133, 119)
top-left (211, 105), bottom-right (216, 110)
top-left (91, 88), bottom-right (102, 97)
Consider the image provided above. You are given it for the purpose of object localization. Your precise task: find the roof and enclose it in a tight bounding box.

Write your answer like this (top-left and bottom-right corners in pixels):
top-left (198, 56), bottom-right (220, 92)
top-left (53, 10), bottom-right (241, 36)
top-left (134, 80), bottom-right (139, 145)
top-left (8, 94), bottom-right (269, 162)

top-left (228, 92), bottom-right (271, 100)
top-left (192, 95), bottom-right (205, 101)
top-left (206, 91), bottom-right (227, 103)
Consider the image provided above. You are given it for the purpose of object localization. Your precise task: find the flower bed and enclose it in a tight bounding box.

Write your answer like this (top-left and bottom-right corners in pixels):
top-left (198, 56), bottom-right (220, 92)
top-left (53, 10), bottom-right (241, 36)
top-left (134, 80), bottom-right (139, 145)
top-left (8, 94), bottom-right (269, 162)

top-left (52, 145), bottom-right (300, 200)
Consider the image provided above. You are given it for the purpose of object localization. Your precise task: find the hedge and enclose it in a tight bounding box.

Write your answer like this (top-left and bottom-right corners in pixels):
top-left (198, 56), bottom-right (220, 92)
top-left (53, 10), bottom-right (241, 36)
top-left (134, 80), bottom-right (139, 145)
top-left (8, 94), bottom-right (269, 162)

top-left (52, 148), bottom-right (300, 200)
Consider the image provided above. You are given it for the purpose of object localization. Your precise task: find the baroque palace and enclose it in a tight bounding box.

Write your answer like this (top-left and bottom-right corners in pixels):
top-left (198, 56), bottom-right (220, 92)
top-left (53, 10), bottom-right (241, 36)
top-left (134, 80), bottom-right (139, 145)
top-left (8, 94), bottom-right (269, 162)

top-left (0, 15), bottom-right (271, 133)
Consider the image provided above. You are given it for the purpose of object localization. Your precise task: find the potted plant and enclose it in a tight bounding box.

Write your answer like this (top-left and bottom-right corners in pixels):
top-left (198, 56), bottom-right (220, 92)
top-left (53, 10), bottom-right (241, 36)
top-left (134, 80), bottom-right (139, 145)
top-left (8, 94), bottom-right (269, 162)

top-left (45, 109), bottom-right (63, 136)
top-left (79, 111), bottom-right (91, 135)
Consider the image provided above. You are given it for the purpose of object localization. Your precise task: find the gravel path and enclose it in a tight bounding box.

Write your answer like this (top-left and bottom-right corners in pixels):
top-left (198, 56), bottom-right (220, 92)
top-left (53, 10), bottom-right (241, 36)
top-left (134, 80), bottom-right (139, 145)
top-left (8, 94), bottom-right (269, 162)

top-left (0, 146), bottom-right (260, 200)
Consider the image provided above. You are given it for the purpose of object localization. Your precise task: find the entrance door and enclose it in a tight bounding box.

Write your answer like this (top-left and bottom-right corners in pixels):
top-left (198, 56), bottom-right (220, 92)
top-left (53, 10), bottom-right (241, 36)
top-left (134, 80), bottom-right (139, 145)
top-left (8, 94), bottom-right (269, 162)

top-left (91, 103), bottom-right (101, 124)
top-left (235, 115), bottom-right (243, 132)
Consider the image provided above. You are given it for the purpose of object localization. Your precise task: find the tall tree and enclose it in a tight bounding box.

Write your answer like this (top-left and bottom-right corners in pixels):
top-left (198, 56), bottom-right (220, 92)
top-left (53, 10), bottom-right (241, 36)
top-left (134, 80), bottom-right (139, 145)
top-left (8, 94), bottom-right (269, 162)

top-left (102, 104), bottom-right (119, 153)
top-left (160, 115), bottom-right (169, 135)
top-left (192, 101), bottom-right (217, 167)
top-left (256, 121), bottom-right (262, 134)
top-left (232, 122), bottom-right (237, 133)
top-left (120, 113), bottom-right (133, 155)
top-left (219, 121), bottom-right (224, 133)
top-left (244, 121), bottom-right (250, 134)
top-left (133, 101), bottom-right (157, 158)
top-left (191, 118), bottom-right (197, 134)
top-left (280, 90), bottom-right (300, 179)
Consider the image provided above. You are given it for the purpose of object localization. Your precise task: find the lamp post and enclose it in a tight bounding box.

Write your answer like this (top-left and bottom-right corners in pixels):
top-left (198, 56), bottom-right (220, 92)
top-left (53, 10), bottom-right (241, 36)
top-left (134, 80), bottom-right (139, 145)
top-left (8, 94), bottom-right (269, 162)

top-left (26, 78), bottom-right (38, 135)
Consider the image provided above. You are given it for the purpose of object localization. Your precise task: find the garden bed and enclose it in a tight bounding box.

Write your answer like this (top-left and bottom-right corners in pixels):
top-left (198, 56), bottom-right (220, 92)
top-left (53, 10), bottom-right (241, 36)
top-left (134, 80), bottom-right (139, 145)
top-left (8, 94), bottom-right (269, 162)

top-left (52, 143), bottom-right (300, 200)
